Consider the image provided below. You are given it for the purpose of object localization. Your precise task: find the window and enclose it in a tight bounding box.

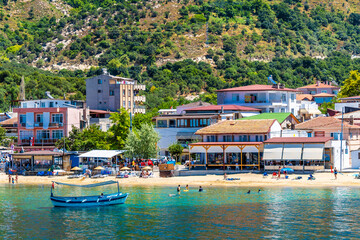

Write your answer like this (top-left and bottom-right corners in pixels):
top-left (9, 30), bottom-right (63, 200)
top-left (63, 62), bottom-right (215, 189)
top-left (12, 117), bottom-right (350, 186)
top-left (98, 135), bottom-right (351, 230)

top-left (36, 114), bottom-right (43, 123)
top-left (128, 101), bottom-right (131, 108)
top-left (282, 94), bottom-right (286, 102)
top-left (321, 90), bottom-right (327, 93)
top-left (20, 114), bottom-right (26, 124)
top-left (129, 89), bottom-right (131, 95)
top-left (223, 135), bottom-right (232, 142)
top-left (259, 135), bottom-right (263, 142)
top-left (40, 102), bottom-right (46, 108)
top-left (185, 119), bottom-right (187, 126)
top-left (264, 135), bottom-right (267, 141)
top-left (98, 90), bottom-right (102, 93)
top-left (37, 130), bottom-right (50, 139)
top-left (123, 90), bottom-right (125, 95)
top-left (98, 79), bottom-right (102, 84)
top-left (307, 132), bottom-right (312, 137)
top-left (291, 94), bottom-right (295, 101)
top-left (99, 102), bottom-right (102, 104)
top-left (52, 114), bottom-right (63, 124)
top-left (106, 124), bottom-right (110, 130)
top-left (109, 90), bottom-right (114, 96)
top-left (49, 102), bottom-right (54, 108)
top-left (123, 101), bottom-right (126, 107)
top-left (52, 130), bottom-right (63, 139)
top-left (22, 103), bottom-right (27, 108)
top-left (232, 94), bottom-right (239, 102)
top-left (255, 135), bottom-right (259, 142)
top-left (20, 130), bottom-right (33, 140)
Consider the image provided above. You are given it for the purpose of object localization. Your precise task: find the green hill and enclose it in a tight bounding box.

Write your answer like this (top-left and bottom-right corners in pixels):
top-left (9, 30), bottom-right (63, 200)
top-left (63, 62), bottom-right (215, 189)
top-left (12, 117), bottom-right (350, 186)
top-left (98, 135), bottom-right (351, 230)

top-left (1, 0), bottom-right (360, 110)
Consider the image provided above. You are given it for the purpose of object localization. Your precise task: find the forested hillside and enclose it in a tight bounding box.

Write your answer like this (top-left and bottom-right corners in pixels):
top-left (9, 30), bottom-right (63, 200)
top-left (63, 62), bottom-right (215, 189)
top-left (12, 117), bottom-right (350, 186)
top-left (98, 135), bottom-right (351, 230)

top-left (1, 0), bottom-right (360, 110)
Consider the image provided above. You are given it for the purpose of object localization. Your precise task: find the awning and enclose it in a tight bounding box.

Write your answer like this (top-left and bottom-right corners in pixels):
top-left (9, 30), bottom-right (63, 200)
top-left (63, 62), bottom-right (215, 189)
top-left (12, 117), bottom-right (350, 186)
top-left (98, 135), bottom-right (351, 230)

top-left (282, 144), bottom-right (302, 160)
top-left (299, 109), bottom-right (309, 114)
top-left (79, 150), bottom-right (126, 158)
top-left (34, 155), bottom-right (53, 161)
top-left (53, 180), bottom-right (118, 188)
top-left (302, 144), bottom-right (324, 160)
top-left (308, 109), bottom-right (322, 115)
top-left (176, 132), bottom-right (202, 140)
top-left (263, 144), bottom-right (283, 160)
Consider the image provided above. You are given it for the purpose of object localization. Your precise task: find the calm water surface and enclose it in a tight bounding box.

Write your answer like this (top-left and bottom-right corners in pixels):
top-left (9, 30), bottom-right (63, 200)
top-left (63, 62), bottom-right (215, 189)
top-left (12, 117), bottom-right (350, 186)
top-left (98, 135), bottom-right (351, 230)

top-left (0, 184), bottom-right (359, 239)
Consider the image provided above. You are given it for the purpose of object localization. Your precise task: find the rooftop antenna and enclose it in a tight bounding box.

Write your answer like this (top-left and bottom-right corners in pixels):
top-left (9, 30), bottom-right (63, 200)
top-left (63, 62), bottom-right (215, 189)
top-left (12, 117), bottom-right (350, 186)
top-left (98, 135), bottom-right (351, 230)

top-left (268, 75), bottom-right (276, 85)
top-left (45, 91), bottom-right (54, 99)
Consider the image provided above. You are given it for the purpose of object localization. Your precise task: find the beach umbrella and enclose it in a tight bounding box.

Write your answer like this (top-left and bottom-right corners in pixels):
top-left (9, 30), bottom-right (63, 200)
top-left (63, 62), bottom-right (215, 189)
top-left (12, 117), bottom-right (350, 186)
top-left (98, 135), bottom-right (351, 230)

top-left (120, 167), bottom-right (131, 171)
top-left (142, 166), bottom-right (152, 171)
top-left (281, 168), bottom-right (294, 173)
top-left (71, 167), bottom-right (82, 171)
top-left (94, 166), bottom-right (105, 170)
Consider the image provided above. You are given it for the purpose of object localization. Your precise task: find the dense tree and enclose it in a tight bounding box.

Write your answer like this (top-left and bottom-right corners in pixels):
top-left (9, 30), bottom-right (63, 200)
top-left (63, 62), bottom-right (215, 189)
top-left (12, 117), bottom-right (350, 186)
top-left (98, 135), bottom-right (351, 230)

top-left (124, 124), bottom-right (160, 159)
top-left (55, 125), bottom-right (111, 151)
top-left (338, 70), bottom-right (360, 98)
top-left (168, 143), bottom-right (184, 162)
top-left (108, 108), bottom-right (130, 149)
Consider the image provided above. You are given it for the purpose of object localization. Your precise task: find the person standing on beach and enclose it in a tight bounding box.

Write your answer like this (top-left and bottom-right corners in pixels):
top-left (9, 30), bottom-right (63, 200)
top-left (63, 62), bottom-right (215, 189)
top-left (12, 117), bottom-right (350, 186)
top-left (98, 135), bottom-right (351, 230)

top-left (278, 166), bottom-right (281, 179)
top-left (8, 174), bottom-right (11, 184)
top-left (334, 168), bottom-right (338, 180)
top-left (15, 173), bottom-right (18, 183)
top-left (224, 173), bottom-right (227, 180)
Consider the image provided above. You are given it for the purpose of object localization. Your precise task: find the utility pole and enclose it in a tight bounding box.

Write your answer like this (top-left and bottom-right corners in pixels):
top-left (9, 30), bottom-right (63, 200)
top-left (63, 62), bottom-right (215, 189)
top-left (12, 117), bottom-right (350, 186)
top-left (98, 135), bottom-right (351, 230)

top-left (340, 108), bottom-right (344, 172)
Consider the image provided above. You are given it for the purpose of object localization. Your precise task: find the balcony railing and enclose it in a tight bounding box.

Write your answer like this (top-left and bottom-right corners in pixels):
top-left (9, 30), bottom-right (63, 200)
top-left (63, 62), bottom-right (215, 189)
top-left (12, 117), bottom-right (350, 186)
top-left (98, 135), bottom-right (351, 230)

top-left (134, 105), bottom-right (146, 114)
top-left (134, 84), bottom-right (146, 91)
top-left (134, 95), bottom-right (146, 102)
top-left (20, 138), bottom-right (59, 145)
top-left (49, 122), bottom-right (63, 127)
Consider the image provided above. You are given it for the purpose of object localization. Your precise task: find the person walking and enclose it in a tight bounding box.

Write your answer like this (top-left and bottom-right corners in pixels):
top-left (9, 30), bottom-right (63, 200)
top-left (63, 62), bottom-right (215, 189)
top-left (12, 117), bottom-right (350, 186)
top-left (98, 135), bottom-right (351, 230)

top-left (334, 167), bottom-right (338, 180)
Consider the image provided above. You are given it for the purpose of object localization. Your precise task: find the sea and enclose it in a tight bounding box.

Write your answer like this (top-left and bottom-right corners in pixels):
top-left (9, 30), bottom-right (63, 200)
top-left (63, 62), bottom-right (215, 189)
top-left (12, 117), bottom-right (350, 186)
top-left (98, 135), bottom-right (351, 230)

top-left (0, 184), bottom-right (359, 239)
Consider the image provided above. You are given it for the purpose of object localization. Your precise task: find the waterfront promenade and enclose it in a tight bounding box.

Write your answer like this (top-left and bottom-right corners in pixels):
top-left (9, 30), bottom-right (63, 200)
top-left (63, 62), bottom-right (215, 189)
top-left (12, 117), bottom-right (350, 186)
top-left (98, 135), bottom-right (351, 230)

top-left (2, 172), bottom-right (360, 187)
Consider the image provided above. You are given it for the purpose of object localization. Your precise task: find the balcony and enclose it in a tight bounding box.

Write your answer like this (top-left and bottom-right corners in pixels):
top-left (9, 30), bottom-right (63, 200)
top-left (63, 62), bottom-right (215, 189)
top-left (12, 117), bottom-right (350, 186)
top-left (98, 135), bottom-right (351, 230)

top-left (34, 122), bottom-right (43, 127)
top-left (134, 95), bottom-right (146, 102)
top-left (34, 139), bottom-right (59, 145)
top-left (49, 122), bottom-right (63, 128)
top-left (20, 138), bottom-right (59, 146)
top-left (134, 84), bottom-right (146, 91)
top-left (134, 105), bottom-right (146, 114)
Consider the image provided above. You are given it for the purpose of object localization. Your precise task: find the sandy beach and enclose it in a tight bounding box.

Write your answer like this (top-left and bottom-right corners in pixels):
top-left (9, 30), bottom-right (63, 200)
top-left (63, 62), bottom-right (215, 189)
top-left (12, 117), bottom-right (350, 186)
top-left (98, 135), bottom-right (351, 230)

top-left (2, 172), bottom-right (360, 188)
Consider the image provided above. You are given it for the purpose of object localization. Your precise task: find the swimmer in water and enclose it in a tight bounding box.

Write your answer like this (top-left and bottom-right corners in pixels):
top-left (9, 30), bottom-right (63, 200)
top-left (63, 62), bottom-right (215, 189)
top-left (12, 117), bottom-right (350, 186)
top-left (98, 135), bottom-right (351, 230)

top-left (199, 186), bottom-right (203, 192)
top-left (258, 189), bottom-right (261, 193)
top-left (247, 190), bottom-right (251, 194)
top-left (186, 184), bottom-right (189, 190)
top-left (177, 185), bottom-right (181, 194)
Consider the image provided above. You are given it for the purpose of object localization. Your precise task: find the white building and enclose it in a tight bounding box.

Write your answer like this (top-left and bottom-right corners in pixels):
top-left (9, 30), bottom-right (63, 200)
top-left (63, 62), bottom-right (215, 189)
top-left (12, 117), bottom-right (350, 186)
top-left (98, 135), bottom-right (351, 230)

top-left (216, 84), bottom-right (320, 118)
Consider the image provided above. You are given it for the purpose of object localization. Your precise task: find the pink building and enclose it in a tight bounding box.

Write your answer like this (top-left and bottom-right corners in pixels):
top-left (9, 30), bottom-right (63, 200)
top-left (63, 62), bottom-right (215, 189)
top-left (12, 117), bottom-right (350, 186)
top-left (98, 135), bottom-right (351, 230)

top-left (297, 81), bottom-right (340, 95)
top-left (13, 99), bottom-right (89, 150)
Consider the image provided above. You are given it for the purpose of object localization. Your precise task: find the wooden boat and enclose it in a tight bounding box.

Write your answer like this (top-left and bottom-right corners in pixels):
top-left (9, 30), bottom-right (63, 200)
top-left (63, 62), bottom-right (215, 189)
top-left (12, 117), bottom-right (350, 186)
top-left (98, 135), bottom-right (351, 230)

top-left (50, 180), bottom-right (128, 207)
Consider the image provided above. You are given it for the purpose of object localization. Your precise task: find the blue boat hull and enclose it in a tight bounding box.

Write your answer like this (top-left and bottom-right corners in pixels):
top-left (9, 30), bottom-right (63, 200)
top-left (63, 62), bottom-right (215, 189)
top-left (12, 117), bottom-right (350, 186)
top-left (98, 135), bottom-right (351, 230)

top-left (50, 193), bottom-right (128, 207)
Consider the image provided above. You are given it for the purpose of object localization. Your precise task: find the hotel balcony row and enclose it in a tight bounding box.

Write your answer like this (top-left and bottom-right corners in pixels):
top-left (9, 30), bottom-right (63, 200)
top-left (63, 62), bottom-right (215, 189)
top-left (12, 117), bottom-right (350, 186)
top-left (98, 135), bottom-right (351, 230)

top-left (19, 122), bottom-right (63, 128)
top-left (20, 138), bottom-right (59, 146)
top-left (134, 84), bottom-right (146, 91)
top-left (134, 95), bottom-right (146, 102)
top-left (134, 105), bottom-right (146, 114)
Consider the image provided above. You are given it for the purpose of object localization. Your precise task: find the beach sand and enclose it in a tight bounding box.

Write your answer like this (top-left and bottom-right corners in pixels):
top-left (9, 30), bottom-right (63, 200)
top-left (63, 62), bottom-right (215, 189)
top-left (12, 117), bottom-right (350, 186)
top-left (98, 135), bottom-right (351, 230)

top-left (2, 172), bottom-right (360, 188)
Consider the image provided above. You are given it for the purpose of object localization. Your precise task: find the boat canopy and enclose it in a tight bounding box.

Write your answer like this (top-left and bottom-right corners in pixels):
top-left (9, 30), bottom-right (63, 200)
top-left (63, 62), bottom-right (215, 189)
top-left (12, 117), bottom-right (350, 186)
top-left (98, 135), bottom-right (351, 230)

top-left (53, 180), bottom-right (118, 188)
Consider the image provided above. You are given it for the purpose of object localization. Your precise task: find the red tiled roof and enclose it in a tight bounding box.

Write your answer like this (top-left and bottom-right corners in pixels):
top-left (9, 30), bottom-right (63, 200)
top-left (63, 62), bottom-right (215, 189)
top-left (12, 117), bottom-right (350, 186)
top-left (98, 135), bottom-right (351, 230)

top-left (298, 83), bottom-right (340, 89)
top-left (0, 117), bottom-right (17, 125)
top-left (295, 116), bottom-right (360, 130)
top-left (340, 95), bottom-right (360, 100)
top-left (90, 109), bottom-right (113, 114)
top-left (217, 84), bottom-right (299, 92)
top-left (313, 93), bottom-right (335, 97)
top-left (264, 137), bottom-right (332, 144)
top-left (296, 94), bottom-right (313, 101)
top-left (190, 142), bottom-right (263, 146)
top-left (185, 105), bottom-right (261, 112)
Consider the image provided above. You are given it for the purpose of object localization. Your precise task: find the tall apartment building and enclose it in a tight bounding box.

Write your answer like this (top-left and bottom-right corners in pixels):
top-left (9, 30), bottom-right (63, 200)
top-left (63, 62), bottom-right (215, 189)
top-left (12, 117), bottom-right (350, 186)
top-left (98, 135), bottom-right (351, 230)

top-left (13, 99), bottom-right (89, 149)
top-left (86, 70), bottom-right (146, 114)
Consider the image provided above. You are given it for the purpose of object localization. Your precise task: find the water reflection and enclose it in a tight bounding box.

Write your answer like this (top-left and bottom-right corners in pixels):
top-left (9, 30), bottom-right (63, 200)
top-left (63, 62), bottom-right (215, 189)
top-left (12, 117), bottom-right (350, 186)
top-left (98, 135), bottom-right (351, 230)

top-left (0, 185), bottom-right (359, 238)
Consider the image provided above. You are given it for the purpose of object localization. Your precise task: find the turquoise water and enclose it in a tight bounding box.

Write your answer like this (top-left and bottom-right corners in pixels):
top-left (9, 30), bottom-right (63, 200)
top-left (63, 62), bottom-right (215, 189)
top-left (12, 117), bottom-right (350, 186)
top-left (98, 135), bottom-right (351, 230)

top-left (0, 185), bottom-right (359, 239)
